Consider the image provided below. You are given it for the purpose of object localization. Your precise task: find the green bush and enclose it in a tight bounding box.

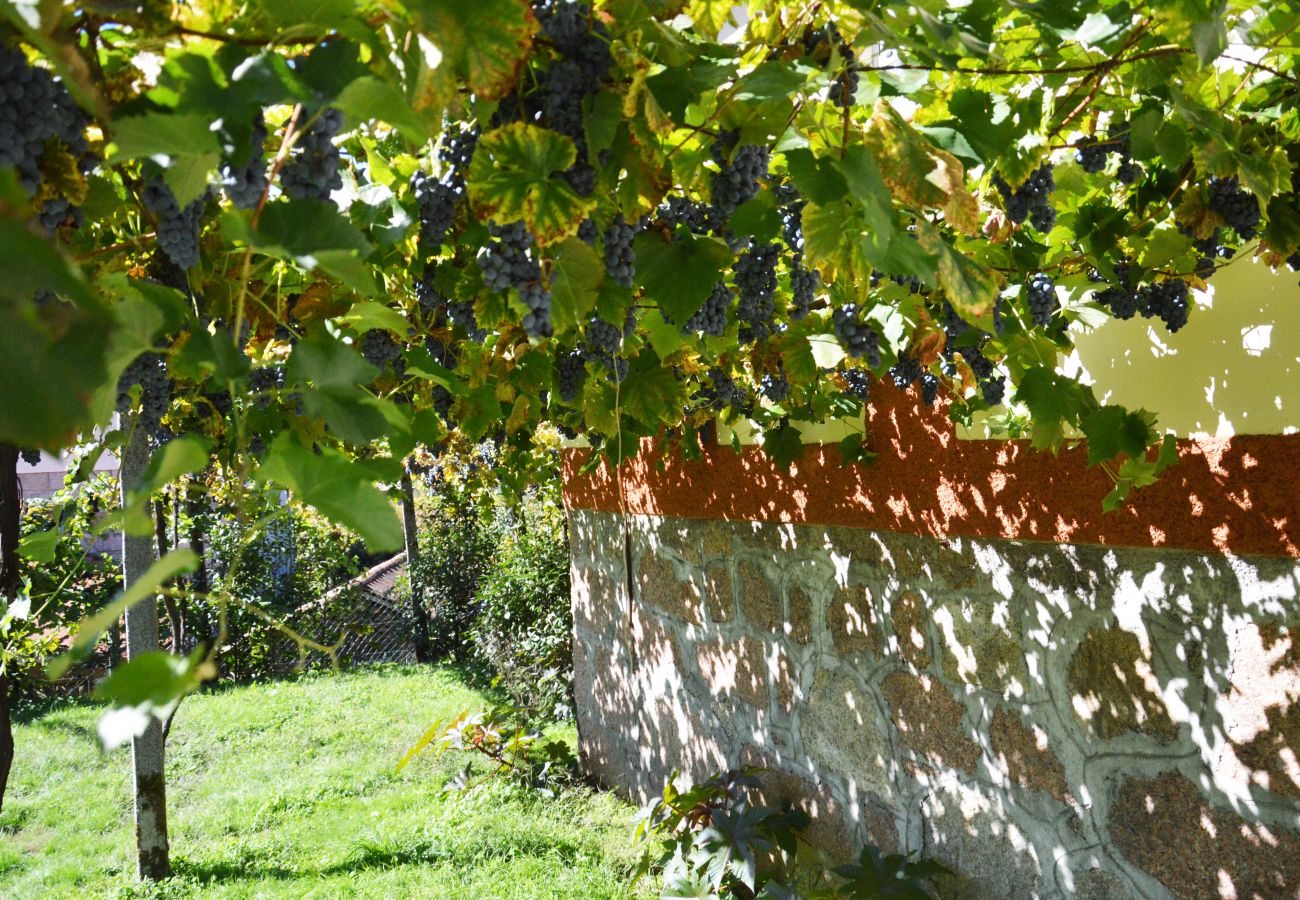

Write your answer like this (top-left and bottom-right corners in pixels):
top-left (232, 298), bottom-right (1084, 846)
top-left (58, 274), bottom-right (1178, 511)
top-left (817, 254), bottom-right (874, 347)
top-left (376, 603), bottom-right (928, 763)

top-left (409, 481), bottom-right (495, 662)
top-left (471, 498), bottom-right (572, 715)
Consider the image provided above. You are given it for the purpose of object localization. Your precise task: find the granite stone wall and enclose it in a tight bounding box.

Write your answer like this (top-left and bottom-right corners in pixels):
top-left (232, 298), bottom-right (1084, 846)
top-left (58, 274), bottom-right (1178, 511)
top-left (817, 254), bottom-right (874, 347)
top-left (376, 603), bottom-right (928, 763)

top-left (568, 508), bottom-right (1300, 899)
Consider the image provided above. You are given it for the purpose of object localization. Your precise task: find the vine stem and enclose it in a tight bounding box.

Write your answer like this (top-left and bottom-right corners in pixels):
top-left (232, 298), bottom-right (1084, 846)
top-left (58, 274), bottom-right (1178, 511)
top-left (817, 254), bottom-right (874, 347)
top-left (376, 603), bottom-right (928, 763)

top-left (856, 45), bottom-right (1189, 77)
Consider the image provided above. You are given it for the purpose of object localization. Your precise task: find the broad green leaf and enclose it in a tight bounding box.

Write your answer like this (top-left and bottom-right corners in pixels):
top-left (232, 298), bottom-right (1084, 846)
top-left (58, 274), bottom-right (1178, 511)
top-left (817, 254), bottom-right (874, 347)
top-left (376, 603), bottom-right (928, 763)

top-left (257, 436), bottom-right (403, 550)
top-left (864, 102), bottom-right (979, 235)
top-left (802, 199), bottom-right (875, 285)
top-left (785, 148), bottom-right (849, 205)
top-left (0, 311), bottom-right (109, 448)
top-left (18, 530), bottom-right (59, 563)
top-left (47, 549), bottom-right (199, 678)
top-left (287, 330), bottom-right (378, 393)
top-left (250, 200), bottom-right (378, 294)
top-left (0, 221), bottom-right (96, 308)
top-left (550, 238), bottom-right (604, 333)
top-left (808, 334), bottom-right (846, 370)
top-left (134, 434), bottom-right (212, 498)
top-left (108, 112), bottom-right (221, 163)
top-left (255, 0), bottom-right (358, 28)
top-left (162, 152), bottom-right (219, 207)
top-left (338, 301), bottom-right (409, 336)
top-left (919, 226), bottom-right (1001, 326)
top-left (1014, 366), bottom-right (1091, 451)
top-left (633, 231), bottom-right (732, 325)
top-left (408, 0), bottom-right (536, 104)
top-left (336, 76), bottom-right (430, 143)
top-left (1079, 405), bottom-right (1154, 465)
top-left (467, 124), bottom-right (596, 244)
top-left (93, 649), bottom-right (215, 750)
top-left (762, 422), bottom-right (804, 471)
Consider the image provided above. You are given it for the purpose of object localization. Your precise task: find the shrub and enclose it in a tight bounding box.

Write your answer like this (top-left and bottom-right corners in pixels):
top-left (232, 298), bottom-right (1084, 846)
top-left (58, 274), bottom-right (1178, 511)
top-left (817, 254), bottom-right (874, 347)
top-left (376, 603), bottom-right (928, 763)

top-left (471, 494), bottom-right (572, 715)
top-left (409, 481), bottom-right (495, 661)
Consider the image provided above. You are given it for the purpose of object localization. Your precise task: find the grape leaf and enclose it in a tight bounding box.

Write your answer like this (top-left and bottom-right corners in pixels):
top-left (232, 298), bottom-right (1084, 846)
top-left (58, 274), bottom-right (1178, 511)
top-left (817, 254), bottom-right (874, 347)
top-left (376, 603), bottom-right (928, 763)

top-left (633, 231), bottom-right (732, 325)
top-left (549, 238), bottom-right (604, 334)
top-left (468, 124), bottom-right (596, 245)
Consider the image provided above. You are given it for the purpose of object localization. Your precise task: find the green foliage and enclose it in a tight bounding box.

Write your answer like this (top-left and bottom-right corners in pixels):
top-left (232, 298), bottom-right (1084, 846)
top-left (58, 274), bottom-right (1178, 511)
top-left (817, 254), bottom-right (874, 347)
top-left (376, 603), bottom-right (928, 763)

top-left (633, 769), bottom-right (949, 899)
top-left (397, 704), bottom-right (578, 798)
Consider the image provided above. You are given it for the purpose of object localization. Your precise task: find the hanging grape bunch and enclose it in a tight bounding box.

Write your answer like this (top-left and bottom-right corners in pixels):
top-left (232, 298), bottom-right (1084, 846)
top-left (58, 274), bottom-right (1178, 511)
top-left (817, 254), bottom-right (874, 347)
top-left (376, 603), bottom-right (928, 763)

top-left (710, 131), bottom-right (770, 224)
top-left (281, 108), bottom-right (344, 201)
top-left (602, 215), bottom-right (636, 288)
top-left (1026, 273), bottom-right (1057, 327)
top-left (832, 304), bottom-right (882, 366)
top-left (477, 222), bottom-right (552, 338)
top-left (994, 164), bottom-right (1056, 231)
top-left (222, 112), bottom-right (268, 210)
top-left (116, 353), bottom-right (172, 438)
top-left (141, 178), bottom-right (208, 271)
top-left (682, 283), bottom-right (732, 337)
top-left (734, 242), bottom-right (780, 343)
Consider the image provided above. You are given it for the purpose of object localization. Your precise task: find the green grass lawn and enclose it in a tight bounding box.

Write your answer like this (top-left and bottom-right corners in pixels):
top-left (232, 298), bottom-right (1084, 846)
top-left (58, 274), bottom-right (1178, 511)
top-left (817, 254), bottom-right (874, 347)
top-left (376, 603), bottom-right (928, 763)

top-left (0, 665), bottom-right (646, 898)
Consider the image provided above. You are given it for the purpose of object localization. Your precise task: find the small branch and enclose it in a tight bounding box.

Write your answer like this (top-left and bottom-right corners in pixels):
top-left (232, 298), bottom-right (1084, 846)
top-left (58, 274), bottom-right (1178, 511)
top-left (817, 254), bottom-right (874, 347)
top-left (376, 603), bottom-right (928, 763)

top-left (857, 45), bottom-right (1189, 77)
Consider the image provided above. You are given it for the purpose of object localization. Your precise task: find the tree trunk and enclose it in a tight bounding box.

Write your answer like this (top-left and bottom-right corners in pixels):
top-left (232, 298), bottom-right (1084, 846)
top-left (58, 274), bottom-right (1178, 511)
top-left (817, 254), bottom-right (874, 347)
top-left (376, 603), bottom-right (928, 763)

top-left (185, 482), bottom-right (211, 643)
top-left (121, 426), bottom-right (170, 880)
top-left (399, 472), bottom-right (432, 663)
top-left (0, 444), bottom-right (20, 813)
top-left (153, 496), bottom-right (184, 653)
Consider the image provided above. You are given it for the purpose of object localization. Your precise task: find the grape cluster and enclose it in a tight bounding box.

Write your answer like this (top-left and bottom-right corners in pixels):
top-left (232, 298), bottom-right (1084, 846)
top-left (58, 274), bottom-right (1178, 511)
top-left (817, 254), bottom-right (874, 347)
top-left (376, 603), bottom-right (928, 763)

top-left (993, 163), bottom-right (1055, 230)
top-left (761, 366), bottom-right (791, 403)
top-left (37, 196), bottom-right (82, 234)
top-left (842, 367), bottom-right (871, 401)
top-left (1207, 176), bottom-right (1261, 240)
top-left (982, 376), bottom-right (1007, 406)
top-left (1093, 260), bottom-right (1139, 319)
top-left (360, 329), bottom-right (403, 372)
top-left (1026, 273), bottom-right (1057, 327)
top-left (919, 372), bottom-right (940, 406)
top-left (557, 350), bottom-right (587, 402)
top-left (141, 178), bottom-right (208, 271)
top-left (535, 0), bottom-right (612, 167)
top-left (1076, 137), bottom-right (1109, 174)
top-left (583, 314), bottom-right (624, 361)
top-left (248, 366), bottom-right (284, 408)
top-left (889, 353), bottom-right (922, 389)
top-left (416, 264), bottom-right (447, 324)
top-left (603, 215), bottom-right (636, 287)
top-left (1, 44), bottom-right (94, 200)
top-left (659, 194), bottom-right (710, 233)
top-left (411, 170), bottom-right (461, 250)
top-left (710, 132), bottom-right (770, 223)
top-left (735, 242), bottom-right (779, 342)
top-left (805, 22), bottom-right (858, 108)
top-left (223, 112), bottom-right (268, 209)
top-left (578, 218), bottom-right (599, 244)
top-left (438, 125), bottom-right (479, 184)
top-left (789, 258), bottom-right (818, 320)
top-left (682, 282), bottom-right (731, 337)
top-left (832, 304), bottom-right (881, 365)
top-left (478, 221), bottom-right (552, 337)
top-left (703, 367), bottom-right (749, 411)
top-left (18, 449), bottom-right (40, 467)
top-left (1138, 279), bottom-right (1191, 332)
top-left (117, 352), bottom-right (171, 435)
top-left (281, 108), bottom-right (344, 201)
top-left (448, 298), bottom-right (487, 342)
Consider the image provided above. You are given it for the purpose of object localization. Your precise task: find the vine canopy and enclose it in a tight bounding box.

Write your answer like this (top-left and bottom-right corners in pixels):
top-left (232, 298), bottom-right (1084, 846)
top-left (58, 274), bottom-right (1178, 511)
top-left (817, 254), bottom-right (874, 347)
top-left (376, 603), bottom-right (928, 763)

top-left (3, 0), bottom-right (1299, 546)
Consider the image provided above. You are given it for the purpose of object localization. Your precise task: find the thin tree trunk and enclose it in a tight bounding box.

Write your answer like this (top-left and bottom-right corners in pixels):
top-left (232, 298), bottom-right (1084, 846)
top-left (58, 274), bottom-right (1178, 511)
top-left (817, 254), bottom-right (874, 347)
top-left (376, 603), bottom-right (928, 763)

top-left (399, 472), bottom-right (432, 663)
top-left (121, 425), bottom-right (170, 880)
top-left (0, 444), bottom-right (20, 813)
top-left (153, 496), bottom-right (184, 653)
top-left (185, 481), bottom-right (211, 643)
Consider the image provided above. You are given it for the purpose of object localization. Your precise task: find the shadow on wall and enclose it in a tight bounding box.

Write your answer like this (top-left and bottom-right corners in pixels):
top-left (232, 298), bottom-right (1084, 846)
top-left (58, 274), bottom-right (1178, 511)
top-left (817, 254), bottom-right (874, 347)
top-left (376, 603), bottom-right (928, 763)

top-left (1069, 255), bottom-right (1300, 439)
top-left (567, 507), bottom-right (1300, 898)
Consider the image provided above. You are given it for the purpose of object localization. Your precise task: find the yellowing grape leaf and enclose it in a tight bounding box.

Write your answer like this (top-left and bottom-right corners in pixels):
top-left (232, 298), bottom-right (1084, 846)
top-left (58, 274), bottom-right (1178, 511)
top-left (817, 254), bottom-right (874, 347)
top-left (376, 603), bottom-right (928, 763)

top-left (865, 101), bottom-right (980, 235)
top-left (468, 124), bottom-right (596, 245)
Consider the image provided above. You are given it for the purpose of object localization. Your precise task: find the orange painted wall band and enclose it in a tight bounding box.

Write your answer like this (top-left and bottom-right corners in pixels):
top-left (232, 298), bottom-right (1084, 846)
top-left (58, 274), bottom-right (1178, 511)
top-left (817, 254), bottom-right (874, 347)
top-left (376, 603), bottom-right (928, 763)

top-left (562, 388), bottom-right (1300, 559)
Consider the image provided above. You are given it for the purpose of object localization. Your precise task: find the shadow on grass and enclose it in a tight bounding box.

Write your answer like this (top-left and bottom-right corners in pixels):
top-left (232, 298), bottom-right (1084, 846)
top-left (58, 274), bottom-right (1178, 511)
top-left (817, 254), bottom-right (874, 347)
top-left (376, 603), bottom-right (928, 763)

top-left (170, 830), bottom-right (589, 885)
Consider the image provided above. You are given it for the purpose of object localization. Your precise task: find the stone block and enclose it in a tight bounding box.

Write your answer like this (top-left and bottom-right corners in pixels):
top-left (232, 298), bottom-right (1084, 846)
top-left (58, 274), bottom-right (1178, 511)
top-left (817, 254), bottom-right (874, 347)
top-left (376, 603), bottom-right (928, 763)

top-left (786, 583), bottom-right (814, 644)
top-left (802, 669), bottom-right (892, 798)
top-left (827, 584), bottom-right (884, 655)
top-left (698, 634), bottom-right (794, 713)
top-left (922, 787), bottom-right (1042, 899)
top-left (1066, 626), bottom-right (1177, 741)
top-left (637, 549), bottom-right (703, 625)
top-left (934, 595), bottom-right (1027, 697)
top-left (737, 559), bottom-right (782, 634)
top-left (889, 589), bottom-right (931, 669)
top-left (1220, 622), bottom-right (1300, 798)
top-left (989, 708), bottom-right (1071, 803)
top-left (882, 671), bottom-right (980, 773)
top-left (702, 560), bottom-right (734, 623)
top-left (1108, 770), bottom-right (1300, 898)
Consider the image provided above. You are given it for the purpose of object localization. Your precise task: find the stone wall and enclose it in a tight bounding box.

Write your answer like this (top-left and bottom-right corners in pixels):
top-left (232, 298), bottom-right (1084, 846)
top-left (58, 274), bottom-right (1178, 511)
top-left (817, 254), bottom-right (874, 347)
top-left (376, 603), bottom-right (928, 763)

top-left (569, 508), bottom-right (1300, 898)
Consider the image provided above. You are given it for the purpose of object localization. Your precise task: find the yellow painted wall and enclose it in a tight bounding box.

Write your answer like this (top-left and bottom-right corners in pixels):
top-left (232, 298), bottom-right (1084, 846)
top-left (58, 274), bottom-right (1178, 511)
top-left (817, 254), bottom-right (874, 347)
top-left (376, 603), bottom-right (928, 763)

top-left (1067, 256), bottom-right (1300, 438)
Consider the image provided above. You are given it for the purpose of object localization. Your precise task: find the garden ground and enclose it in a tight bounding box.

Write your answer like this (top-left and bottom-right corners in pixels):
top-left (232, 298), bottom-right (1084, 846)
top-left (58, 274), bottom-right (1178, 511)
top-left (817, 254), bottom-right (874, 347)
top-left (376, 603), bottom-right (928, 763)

top-left (0, 665), bottom-right (645, 898)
